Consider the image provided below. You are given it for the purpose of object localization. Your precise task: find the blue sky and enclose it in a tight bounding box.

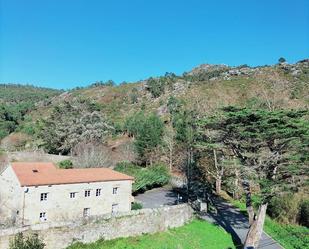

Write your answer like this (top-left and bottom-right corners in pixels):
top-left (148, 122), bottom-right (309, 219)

top-left (0, 0), bottom-right (308, 89)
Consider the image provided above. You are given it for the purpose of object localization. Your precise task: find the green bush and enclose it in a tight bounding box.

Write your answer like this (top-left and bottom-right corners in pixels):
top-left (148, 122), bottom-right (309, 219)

top-left (268, 194), bottom-right (301, 223)
top-left (131, 202), bottom-right (143, 210)
top-left (10, 233), bottom-right (45, 249)
top-left (115, 162), bottom-right (170, 194)
top-left (58, 159), bottom-right (73, 169)
top-left (146, 77), bottom-right (165, 98)
top-left (299, 200), bottom-right (309, 227)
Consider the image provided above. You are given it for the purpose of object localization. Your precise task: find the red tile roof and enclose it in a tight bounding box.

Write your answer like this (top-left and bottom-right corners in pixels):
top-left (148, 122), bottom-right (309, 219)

top-left (11, 162), bottom-right (134, 187)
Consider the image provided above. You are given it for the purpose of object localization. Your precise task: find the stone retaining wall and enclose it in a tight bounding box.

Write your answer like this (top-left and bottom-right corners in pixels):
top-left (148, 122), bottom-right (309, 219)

top-left (0, 204), bottom-right (193, 249)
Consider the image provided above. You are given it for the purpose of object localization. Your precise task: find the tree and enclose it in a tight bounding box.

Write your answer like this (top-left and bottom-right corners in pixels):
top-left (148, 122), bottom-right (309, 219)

top-left (105, 80), bottom-right (115, 87)
top-left (197, 107), bottom-right (309, 248)
top-left (163, 125), bottom-right (176, 172)
top-left (134, 113), bottom-right (164, 164)
top-left (278, 57), bottom-right (286, 63)
top-left (173, 109), bottom-right (197, 196)
top-left (196, 148), bottom-right (225, 194)
top-left (40, 98), bottom-right (114, 154)
top-left (124, 111), bottom-right (145, 137)
top-left (72, 142), bottom-right (112, 168)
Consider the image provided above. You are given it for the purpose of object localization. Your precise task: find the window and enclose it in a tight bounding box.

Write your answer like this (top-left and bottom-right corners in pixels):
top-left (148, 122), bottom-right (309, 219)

top-left (112, 187), bottom-right (118, 195)
top-left (40, 193), bottom-right (48, 201)
top-left (96, 189), bottom-right (101, 196)
top-left (84, 190), bottom-right (91, 197)
top-left (39, 212), bottom-right (46, 221)
top-left (83, 208), bottom-right (90, 217)
top-left (70, 192), bottom-right (76, 198)
top-left (112, 204), bottom-right (118, 214)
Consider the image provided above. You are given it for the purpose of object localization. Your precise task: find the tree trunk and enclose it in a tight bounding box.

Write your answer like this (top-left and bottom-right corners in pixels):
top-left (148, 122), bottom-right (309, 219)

top-left (233, 156), bottom-right (240, 199)
top-left (244, 203), bottom-right (268, 249)
top-left (247, 205), bottom-right (255, 226)
top-left (243, 181), bottom-right (254, 225)
top-left (213, 149), bottom-right (222, 195)
top-left (169, 149), bottom-right (173, 172)
top-left (186, 148), bottom-right (191, 199)
top-left (215, 178), bottom-right (221, 195)
top-left (234, 168), bottom-right (240, 199)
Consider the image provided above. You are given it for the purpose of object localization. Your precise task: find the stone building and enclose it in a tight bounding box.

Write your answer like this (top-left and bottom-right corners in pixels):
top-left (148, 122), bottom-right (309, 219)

top-left (0, 162), bottom-right (134, 226)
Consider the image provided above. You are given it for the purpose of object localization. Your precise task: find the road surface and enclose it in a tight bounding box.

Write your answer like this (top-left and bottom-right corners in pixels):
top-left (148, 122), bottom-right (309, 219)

top-left (201, 196), bottom-right (283, 249)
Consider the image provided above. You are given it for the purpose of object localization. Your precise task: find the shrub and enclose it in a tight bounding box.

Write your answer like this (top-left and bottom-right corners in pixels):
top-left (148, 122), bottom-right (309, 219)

top-left (129, 88), bottom-right (139, 104)
top-left (268, 194), bottom-right (301, 224)
top-left (9, 233), bottom-right (45, 249)
top-left (115, 162), bottom-right (170, 194)
top-left (299, 200), bottom-right (309, 227)
top-left (131, 202), bottom-right (143, 210)
top-left (58, 159), bottom-right (73, 169)
top-left (146, 77), bottom-right (165, 98)
top-left (278, 57), bottom-right (286, 63)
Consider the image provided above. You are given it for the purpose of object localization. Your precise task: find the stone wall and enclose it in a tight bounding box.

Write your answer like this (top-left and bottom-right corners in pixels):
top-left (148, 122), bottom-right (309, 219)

top-left (0, 204), bottom-right (193, 249)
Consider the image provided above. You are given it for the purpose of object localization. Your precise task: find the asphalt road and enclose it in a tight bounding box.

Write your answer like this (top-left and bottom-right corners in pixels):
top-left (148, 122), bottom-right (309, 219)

top-left (134, 187), bottom-right (179, 208)
top-left (201, 196), bottom-right (283, 249)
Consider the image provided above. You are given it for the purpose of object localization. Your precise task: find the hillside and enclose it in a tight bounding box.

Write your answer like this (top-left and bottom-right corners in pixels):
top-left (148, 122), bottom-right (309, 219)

top-left (0, 84), bottom-right (62, 141)
top-left (1, 60), bottom-right (308, 152)
top-left (0, 60), bottom-right (308, 236)
top-left (20, 60), bottom-right (309, 124)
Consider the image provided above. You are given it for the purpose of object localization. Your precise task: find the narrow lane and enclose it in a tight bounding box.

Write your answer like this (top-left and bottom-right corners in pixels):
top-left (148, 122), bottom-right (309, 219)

top-left (201, 197), bottom-right (283, 249)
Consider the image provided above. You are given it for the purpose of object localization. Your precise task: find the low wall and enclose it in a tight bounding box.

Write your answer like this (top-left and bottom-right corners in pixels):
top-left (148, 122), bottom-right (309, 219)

top-left (0, 204), bottom-right (193, 249)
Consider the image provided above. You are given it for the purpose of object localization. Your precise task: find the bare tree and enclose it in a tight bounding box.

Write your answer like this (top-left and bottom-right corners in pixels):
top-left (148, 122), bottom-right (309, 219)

top-left (72, 142), bottom-right (112, 168)
top-left (117, 142), bottom-right (136, 163)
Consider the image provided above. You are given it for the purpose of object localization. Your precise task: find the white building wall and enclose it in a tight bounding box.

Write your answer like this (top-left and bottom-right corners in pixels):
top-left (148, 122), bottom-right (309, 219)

top-left (0, 166), bottom-right (23, 226)
top-left (22, 180), bottom-right (133, 225)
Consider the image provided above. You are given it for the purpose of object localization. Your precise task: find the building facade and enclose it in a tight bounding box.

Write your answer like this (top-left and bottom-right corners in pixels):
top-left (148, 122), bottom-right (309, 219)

top-left (0, 162), bottom-right (134, 226)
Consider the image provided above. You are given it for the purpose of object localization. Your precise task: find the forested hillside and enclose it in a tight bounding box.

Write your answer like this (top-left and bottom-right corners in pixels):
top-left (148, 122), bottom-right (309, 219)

top-left (0, 84), bottom-right (62, 140)
top-left (1, 60), bottom-right (308, 238)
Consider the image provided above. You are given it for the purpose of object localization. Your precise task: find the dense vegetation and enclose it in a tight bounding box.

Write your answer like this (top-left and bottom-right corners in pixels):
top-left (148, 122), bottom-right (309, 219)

top-left (0, 84), bottom-right (61, 139)
top-left (195, 107), bottom-right (308, 247)
top-left (124, 112), bottom-right (164, 164)
top-left (39, 98), bottom-right (114, 155)
top-left (66, 219), bottom-right (235, 249)
top-left (115, 162), bottom-right (170, 194)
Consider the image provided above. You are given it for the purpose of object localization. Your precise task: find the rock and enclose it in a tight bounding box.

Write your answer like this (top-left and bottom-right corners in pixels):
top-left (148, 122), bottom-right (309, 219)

top-left (157, 105), bottom-right (168, 116)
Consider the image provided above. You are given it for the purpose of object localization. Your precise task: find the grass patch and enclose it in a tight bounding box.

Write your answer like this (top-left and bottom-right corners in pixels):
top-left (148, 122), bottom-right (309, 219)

top-left (131, 202), bottom-right (143, 210)
top-left (66, 219), bottom-right (235, 249)
top-left (115, 162), bottom-right (170, 194)
top-left (264, 217), bottom-right (309, 249)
